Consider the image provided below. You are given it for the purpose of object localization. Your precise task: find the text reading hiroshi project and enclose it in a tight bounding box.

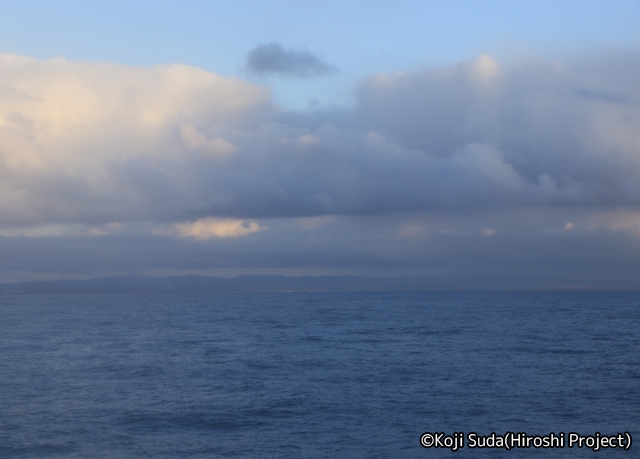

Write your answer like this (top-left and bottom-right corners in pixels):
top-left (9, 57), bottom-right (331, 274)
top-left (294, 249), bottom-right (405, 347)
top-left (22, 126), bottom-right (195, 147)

top-left (420, 431), bottom-right (632, 452)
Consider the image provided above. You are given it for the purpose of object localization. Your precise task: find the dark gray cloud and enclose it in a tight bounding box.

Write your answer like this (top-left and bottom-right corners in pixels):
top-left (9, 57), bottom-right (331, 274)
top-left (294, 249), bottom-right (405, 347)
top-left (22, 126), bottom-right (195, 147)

top-left (245, 42), bottom-right (337, 78)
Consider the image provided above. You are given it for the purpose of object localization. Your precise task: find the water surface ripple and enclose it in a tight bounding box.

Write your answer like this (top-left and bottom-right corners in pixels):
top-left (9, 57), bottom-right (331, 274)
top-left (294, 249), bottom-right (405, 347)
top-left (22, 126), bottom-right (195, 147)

top-left (0, 292), bottom-right (638, 458)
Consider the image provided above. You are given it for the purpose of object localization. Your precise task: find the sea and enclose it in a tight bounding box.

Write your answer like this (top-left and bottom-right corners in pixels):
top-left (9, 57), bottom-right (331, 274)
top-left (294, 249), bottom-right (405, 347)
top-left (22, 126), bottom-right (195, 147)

top-left (0, 291), bottom-right (638, 458)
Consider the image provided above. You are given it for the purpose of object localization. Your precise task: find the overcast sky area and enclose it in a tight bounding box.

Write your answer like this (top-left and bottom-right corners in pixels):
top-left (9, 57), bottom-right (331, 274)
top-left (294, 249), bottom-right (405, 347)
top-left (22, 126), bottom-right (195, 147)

top-left (1, 1), bottom-right (640, 282)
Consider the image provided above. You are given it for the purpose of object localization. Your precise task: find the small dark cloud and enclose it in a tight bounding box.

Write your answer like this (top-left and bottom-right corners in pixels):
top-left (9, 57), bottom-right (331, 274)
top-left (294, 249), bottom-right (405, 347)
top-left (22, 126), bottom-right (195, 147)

top-left (245, 42), bottom-right (337, 78)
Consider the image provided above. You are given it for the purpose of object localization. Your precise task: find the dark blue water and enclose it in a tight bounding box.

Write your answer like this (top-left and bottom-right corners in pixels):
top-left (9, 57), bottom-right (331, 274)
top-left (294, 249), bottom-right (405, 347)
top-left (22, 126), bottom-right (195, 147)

top-left (0, 292), bottom-right (638, 458)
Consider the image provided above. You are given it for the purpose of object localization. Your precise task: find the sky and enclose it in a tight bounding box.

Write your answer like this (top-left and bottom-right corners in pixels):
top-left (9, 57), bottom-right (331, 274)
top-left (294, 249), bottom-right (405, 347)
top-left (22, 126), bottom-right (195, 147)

top-left (1, 1), bottom-right (640, 282)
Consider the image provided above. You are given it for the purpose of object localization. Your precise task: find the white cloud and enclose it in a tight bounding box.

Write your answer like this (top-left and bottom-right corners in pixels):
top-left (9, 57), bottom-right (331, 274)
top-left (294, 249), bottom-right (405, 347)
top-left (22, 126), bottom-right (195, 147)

top-left (179, 124), bottom-right (238, 157)
top-left (0, 54), bottom-right (270, 224)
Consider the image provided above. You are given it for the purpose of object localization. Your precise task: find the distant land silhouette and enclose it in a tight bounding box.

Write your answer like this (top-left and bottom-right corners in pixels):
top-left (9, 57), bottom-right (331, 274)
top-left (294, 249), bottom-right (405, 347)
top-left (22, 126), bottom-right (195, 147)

top-left (0, 275), bottom-right (638, 294)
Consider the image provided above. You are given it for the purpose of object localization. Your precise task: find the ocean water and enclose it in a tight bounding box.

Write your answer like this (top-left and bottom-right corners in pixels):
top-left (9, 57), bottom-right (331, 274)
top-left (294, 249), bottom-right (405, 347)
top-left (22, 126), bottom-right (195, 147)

top-left (0, 292), bottom-right (638, 458)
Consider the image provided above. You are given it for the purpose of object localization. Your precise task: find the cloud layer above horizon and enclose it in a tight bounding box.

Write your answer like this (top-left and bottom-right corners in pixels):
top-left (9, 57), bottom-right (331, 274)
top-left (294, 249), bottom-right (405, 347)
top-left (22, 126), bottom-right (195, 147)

top-left (1, 51), bottom-right (640, 280)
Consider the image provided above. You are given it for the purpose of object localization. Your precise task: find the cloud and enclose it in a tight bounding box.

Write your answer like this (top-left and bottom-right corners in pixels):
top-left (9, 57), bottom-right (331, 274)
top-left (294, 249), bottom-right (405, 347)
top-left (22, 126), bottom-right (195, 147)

top-left (154, 218), bottom-right (265, 240)
top-left (179, 124), bottom-right (238, 158)
top-left (0, 54), bottom-right (271, 224)
top-left (2, 51), bottom-right (640, 281)
top-left (2, 52), bottom-right (640, 229)
top-left (353, 53), bottom-right (640, 188)
top-left (245, 42), bottom-right (336, 78)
